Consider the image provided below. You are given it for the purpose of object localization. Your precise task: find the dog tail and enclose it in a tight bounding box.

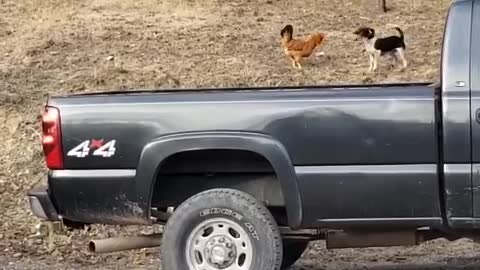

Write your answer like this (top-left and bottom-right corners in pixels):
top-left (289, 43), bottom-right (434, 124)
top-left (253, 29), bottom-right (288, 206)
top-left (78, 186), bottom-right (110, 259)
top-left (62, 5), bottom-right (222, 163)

top-left (394, 27), bottom-right (404, 40)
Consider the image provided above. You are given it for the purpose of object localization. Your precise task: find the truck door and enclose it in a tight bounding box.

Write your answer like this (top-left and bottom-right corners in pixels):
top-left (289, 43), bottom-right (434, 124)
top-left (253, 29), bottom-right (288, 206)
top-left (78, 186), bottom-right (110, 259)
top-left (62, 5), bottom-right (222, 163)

top-left (440, 0), bottom-right (474, 226)
top-left (471, 0), bottom-right (480, 218)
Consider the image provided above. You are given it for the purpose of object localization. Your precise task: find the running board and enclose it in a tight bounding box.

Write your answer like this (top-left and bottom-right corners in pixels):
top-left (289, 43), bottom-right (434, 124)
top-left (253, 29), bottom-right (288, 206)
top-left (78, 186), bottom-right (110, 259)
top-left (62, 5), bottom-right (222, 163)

top-left (326, 230), bottom-right (421, 249)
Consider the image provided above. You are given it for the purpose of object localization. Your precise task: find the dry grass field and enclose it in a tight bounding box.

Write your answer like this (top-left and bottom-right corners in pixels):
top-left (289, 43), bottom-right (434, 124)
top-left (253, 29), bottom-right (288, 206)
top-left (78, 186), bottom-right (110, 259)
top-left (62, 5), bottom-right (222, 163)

top-left (4, 0), bottom-right (480, 269)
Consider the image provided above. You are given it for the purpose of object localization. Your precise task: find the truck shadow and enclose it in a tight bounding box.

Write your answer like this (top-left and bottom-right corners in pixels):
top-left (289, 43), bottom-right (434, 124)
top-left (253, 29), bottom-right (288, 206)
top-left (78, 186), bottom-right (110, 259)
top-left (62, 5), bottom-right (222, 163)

top-left (293, 257), bottom-right (480, 270)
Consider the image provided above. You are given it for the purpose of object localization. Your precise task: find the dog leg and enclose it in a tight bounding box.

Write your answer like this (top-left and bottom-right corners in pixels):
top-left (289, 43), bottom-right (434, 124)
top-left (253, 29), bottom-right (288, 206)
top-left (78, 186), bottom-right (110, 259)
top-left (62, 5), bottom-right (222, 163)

top-left (390, 52), bottom-right (397, 69)
top-left (396, 48), bottom-right (408, 70)
top-left (368, 53), bottom-right (374, 72)
top-left (372, 52), bottom-right (379, 72)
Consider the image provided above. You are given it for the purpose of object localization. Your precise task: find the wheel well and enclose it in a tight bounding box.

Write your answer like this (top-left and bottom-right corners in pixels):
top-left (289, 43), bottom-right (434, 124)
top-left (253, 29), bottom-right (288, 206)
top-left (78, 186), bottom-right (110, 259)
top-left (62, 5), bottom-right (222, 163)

top-left (151, 149), bottom-right (288, 224)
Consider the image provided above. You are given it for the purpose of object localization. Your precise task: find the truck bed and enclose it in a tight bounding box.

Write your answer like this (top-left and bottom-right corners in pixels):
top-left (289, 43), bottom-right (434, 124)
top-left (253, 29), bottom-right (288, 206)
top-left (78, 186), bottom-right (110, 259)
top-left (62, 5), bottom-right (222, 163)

top-left (45, 82), bottom-right (444, 226)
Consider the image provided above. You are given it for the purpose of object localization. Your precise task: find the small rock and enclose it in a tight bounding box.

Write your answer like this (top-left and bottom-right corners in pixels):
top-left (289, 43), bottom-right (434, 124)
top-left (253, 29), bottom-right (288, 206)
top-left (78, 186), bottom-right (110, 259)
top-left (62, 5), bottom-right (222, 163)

top-left (105, 55), bottom-right (114, 61)
top-left (22, 57), bottom-right (32, 65)
top-left (13, 253), bottom-right (22, 258)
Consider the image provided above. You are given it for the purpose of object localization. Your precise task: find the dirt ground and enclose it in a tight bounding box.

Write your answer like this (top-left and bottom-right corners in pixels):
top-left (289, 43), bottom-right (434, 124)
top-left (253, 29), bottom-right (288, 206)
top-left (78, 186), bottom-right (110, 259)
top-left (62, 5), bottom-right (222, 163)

top-left (1, 0), bottom-right (475, 269)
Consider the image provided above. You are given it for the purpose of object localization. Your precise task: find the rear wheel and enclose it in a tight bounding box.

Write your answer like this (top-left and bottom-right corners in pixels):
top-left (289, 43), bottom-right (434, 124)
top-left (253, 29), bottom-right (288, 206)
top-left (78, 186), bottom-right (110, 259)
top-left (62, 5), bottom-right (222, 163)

top-left (161, 188), bottom-right (283, 270)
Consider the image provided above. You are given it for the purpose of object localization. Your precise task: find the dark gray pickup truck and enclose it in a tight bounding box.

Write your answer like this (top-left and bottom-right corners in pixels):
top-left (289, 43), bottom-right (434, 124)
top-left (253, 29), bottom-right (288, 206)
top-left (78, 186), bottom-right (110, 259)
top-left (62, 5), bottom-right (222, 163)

top-left (28, 0), bottom-right (480, 269)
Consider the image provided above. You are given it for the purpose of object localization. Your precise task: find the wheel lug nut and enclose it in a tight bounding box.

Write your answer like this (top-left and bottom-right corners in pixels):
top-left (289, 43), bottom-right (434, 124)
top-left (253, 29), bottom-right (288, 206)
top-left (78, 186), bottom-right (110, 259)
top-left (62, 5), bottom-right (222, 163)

top-left (219, 238), bottom-right (225, 243)
top-left (226, 243), bottom-right (232, 248)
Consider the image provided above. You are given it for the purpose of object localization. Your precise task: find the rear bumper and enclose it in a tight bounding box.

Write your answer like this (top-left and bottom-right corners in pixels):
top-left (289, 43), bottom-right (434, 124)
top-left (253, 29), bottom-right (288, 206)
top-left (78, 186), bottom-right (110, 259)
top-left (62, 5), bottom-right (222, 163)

top-left (27, 184), bottom-right (60, 221)
top-left (47, 169), bottom-right (149, 225)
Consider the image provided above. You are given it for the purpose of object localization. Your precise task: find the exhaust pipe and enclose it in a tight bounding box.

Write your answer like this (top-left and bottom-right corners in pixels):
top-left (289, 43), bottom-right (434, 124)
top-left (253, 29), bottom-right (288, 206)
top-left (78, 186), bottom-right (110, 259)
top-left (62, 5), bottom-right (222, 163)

top-left (88, 233), bottom-right (162, 253)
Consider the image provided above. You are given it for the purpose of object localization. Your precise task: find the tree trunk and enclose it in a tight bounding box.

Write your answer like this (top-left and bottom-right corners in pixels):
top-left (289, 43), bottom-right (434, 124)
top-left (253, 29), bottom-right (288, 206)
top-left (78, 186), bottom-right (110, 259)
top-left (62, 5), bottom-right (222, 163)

top-left (378, 0), bottom-right (387, 12)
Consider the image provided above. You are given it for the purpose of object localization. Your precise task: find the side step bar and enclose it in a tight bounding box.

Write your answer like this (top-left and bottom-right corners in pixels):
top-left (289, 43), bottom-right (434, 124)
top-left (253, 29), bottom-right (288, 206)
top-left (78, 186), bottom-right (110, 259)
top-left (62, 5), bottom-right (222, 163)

top-left (280, 227), bottom-right (448, 249)
top-left (326, 229), bottom-right (446, 249)
top-left (326, 230), bottom-right (419, 249)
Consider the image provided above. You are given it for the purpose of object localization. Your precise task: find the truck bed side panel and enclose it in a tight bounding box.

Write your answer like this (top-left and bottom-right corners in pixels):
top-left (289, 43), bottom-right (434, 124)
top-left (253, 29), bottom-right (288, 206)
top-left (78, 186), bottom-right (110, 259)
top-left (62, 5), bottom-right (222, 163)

top-left (54, 86), bottom-right (438, 169)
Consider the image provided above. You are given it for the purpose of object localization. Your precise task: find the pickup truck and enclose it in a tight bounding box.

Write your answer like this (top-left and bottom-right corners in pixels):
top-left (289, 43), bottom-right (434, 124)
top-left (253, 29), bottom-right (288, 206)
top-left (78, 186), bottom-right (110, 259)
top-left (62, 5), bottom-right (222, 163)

top-left (28, 0), bottom-right (480, 269)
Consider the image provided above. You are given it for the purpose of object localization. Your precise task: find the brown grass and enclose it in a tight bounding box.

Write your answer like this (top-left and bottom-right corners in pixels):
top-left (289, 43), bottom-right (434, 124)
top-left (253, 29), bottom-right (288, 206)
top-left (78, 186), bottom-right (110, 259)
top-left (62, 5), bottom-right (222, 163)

top-left (1, 0), bottom-right (463, 268)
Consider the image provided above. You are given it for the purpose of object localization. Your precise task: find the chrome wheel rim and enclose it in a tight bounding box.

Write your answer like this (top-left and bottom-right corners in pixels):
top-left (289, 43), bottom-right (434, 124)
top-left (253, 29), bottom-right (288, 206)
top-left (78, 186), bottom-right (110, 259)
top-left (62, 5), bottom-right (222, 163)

top-left (186, 217), bottom-right (253, 270)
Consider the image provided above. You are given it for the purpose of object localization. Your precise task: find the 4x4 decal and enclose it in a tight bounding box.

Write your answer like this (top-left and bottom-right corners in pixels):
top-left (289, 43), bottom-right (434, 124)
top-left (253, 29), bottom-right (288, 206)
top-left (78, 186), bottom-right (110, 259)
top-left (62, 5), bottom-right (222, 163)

top-left (67, 139), bottom-right (116, 158)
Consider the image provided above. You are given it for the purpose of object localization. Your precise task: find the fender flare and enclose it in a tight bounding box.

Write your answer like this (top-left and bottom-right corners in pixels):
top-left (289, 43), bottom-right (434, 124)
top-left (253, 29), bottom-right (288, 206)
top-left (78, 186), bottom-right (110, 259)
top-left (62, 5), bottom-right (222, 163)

top-left (134, 131), bottom-right (302, 228)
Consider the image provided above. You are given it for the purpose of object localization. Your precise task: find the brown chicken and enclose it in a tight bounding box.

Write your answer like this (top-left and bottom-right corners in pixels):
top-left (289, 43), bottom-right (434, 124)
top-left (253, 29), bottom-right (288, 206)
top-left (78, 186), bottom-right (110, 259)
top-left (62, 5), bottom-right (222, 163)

top-left (280, 24), bottom-right (326, 69)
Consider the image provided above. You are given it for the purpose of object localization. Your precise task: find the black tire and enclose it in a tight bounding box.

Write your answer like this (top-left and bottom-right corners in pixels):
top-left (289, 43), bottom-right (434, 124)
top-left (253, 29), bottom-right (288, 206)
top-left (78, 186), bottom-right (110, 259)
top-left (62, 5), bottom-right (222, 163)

top-left (161, 188), bottom-right (283, 270)
top-left (281, 240), bottom-right (309, 269)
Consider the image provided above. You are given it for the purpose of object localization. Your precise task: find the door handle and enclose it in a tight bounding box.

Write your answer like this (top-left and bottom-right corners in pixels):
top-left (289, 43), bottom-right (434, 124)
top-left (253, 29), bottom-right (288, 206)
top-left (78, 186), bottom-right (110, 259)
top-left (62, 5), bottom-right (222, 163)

top-left (476, 109), bottom-right (480, 123)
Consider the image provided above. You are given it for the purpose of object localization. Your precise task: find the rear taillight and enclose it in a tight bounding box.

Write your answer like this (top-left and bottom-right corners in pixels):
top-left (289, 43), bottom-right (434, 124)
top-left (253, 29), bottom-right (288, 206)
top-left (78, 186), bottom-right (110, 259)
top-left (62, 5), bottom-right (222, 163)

top-left (42, 106), bottom-right (64, 169)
